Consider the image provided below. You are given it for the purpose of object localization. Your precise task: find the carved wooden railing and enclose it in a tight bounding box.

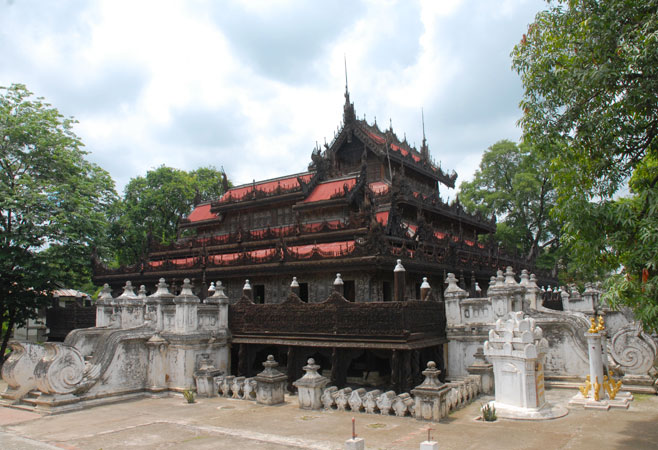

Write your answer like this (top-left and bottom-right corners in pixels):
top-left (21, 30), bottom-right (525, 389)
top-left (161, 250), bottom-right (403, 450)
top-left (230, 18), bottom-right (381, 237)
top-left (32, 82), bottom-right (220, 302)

top-left (229, 293), bottom-right (446, 341)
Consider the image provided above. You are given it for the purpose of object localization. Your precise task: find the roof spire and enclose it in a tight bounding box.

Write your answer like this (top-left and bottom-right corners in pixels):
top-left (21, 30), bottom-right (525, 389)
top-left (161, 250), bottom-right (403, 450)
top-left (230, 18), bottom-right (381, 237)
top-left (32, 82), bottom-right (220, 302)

top-left (342, 54), bottom-right (355, 124)
top-left (421, 108), bottom-right (429, 161)
top-left (344, 53), bottom-right (349, 95)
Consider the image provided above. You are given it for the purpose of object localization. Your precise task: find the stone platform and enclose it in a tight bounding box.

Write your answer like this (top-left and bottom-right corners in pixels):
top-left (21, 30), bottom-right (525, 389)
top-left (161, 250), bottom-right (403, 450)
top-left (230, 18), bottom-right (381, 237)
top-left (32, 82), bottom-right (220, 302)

top-left (1, 385), bottom-right (657, 450)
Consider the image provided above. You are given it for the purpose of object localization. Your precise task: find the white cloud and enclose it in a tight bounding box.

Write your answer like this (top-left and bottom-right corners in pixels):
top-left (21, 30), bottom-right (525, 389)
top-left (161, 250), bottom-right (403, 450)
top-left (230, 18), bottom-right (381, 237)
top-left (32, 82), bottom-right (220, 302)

top-left (0, 0), bottom-right (546, 193)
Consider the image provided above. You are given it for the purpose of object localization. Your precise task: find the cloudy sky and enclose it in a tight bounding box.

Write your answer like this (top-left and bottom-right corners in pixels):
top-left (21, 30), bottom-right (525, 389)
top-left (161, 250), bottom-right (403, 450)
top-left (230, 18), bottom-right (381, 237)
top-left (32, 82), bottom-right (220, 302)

top-left (0, 0), bottom-right (545, 196)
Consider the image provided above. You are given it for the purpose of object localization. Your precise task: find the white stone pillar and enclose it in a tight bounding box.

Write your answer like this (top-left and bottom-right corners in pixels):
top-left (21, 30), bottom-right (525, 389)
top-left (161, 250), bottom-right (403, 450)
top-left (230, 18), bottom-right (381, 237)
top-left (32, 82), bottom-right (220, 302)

top-left (116, 281), bottom-right (144, 328)
top-left (95, 284), bottom-right (114, 327)
top-left (444, 273), bottom-right (467, 325)
top-left (174, 279), bottom-right (200, 333)
top-left (586, 331), bottom-right (606, 400)
top-left (293, 358), bottom-right (329, 410)
top-left (146, 334), bottom-right (168, 393)
top-left (255, 355), bottom-right (288, 405)
top-left (206, 281), bottom-right (229, 329)
top-left (146, 278), bottom-right (175, 331)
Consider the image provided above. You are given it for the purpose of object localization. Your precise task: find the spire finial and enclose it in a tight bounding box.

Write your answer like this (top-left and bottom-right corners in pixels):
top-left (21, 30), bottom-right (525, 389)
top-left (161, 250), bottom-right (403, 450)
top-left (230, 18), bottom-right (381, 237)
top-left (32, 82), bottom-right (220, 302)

top-left (422, 108), bottom-right (426, 142)
top-left (421, 108), bottom-right (429, 161)
top-left (344, 53), bottom-right (349, 95)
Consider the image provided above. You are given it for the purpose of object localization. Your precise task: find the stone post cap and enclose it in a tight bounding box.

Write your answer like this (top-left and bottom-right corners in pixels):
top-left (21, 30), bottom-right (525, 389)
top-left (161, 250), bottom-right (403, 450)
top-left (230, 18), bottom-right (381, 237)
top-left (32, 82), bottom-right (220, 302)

top-left (420, 277), bottom-right (430, 289)
top-left (263, 354), bottom-right (278, 369)
top-left (256, 355), bottom-right (287, 382)
top-left (291, 277), bottom-right (299, 288)
top-left (411, 361), bottom-right (446, 394)
top-left (119, 281), bottom-right (137, 298)
top-left (334, 273), bottom-right (344, 286)
top-left (294, 358), bottom-right (329, 388)
top-left (174, 278), bottom-right (200, 303)
top-left (394, 259), bottom-right (405, 272)
top-left (519, 269), bottom-right (529, 286)
top-left (444, 273), bottom-right (466, 295)
top-left (528, 274), bottom-right (539, 289)
top-left (243, 279), bottom-right (252, 290)
top-left (149, 278), bottom-right (174, 299)
top-left (504, 266), bottom-right (517, 285)
top-left (97, 284), bottom-right (113, 303)
top-left (207, 281), bottom-right (228, 302)
top-left (138, 285), bottom-right (147, 299)
top-left (475, 282), bottom-right (482, 293)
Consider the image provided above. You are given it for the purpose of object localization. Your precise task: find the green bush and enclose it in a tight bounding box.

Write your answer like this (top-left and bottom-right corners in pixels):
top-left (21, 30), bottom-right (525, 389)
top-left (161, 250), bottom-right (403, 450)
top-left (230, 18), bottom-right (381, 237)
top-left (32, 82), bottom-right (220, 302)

top-left (183, 388), bottom-right (196, 404)
top-left (481, 403), bottom-right (497, 422)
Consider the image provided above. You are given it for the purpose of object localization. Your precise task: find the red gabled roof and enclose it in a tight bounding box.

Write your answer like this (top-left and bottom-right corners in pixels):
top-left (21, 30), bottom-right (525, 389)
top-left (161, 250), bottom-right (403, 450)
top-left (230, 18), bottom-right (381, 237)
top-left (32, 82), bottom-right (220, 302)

top-left (303, 177), bottom-right (357, 203)
top-left (218, 173), bottom-right (314, 204)
top-left (365, 129), bottom-right (385, 144)
top-left (187, 203), bottom-right (218, 223)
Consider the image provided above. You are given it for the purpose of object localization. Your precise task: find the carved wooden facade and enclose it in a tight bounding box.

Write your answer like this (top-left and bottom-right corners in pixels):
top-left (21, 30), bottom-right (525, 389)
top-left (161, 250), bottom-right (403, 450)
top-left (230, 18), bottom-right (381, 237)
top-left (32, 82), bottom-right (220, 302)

top-left (93, 88), bottom-right (554, 392)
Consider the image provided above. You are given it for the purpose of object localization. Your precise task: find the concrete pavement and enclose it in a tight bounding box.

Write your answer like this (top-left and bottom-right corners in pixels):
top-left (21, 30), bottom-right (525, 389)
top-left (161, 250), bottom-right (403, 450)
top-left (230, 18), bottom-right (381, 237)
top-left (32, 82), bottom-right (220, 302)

top-left (1, 388), bottom-right (657, 449)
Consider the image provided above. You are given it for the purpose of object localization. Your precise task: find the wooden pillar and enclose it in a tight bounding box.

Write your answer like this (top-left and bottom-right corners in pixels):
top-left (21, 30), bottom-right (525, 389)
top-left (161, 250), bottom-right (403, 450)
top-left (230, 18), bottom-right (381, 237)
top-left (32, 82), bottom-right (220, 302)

top-left (402, 350), bottom-right (413, 393)
top-left (391, 349), bottom-right (401, 392)
top-left (287, 346), bottom-right (296, 393)
top-left (238, 344), bottom-right (248, 377)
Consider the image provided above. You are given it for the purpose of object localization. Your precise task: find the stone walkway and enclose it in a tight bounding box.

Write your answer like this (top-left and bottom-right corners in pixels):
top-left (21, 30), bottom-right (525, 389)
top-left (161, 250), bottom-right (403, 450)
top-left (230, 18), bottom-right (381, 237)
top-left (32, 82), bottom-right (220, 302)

top-left (1, 388), bottom-right (657, 449)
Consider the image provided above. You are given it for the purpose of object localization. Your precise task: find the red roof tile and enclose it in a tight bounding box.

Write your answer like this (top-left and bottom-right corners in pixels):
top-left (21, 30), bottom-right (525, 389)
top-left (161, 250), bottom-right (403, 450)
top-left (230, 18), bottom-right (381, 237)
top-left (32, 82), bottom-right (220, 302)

top-left (303, 177), bottom-right (357, 203)
top-left (187, 204), bottom-right (217, 222)
top-left (376, 211), bottom-right (389, 226)
top-left (365, 130), bottom-right (385, 144)
top-left (219, 173), bottom-right (313, 203)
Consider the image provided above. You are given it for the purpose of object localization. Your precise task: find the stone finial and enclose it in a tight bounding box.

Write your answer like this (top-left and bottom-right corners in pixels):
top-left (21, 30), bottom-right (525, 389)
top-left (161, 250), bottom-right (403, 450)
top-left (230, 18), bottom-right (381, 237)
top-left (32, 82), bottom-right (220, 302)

top-left (334, 273), bottom-right (344, 286)
top-left (529, 274), bottom-right (538, 289)
top-left (394, 259), bottom-right (405, 272)
top-left (242, 279), bottom-right (253, 300)
top-left (420, 277), bottom-right (431, 301)
top-left (495, 270), bottom-right (505, 287)
top-left (208, 281), bottom-right (216, 292)
top-left (138, 285), bottom-right (147, 299)
top-left (207, 281), bottom-right (228, 304)
top-left (489, 276), bottom-right (496, 288)
top-left (417, 361), bottom-right (442, 389)
top-left (519, 269), bottom-right (529, 286)
top-left (262, 355), bottom-right (279, 372)
top-left (152, 278), bottom-right (172, 297)
top-left (120, 281), bottom-right (136, 298)
top-left (444, 273), bottom-right (465, 294)
top-left (475, 282), bottom-right (482, 293)
top-left (504, 266), bottom-right (517, 284)
top-left (291, 277), bottom-right (299, 288)
top-left (99, 284), bottom-right (113, 301)
top-left (180, 279), bottom-right (194, 296)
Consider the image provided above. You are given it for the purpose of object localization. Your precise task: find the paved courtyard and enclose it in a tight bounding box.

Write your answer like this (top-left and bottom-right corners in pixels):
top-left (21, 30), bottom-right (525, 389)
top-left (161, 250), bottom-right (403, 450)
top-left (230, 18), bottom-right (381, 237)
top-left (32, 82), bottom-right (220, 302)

top-left (1, 387), bottom-right (657, 450)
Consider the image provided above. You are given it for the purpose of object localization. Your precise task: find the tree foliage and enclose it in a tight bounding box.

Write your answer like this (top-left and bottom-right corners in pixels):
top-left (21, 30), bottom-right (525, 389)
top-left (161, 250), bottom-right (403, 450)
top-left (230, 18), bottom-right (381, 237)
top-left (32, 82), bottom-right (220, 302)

top-left (459, 140), bottom-right (559, 270)
top-left (0, 84), bottom-right (117, 360)
top-left (112, 166), bottom-right (229, 266)
top-left (512, 0), bottom-right (658, 330)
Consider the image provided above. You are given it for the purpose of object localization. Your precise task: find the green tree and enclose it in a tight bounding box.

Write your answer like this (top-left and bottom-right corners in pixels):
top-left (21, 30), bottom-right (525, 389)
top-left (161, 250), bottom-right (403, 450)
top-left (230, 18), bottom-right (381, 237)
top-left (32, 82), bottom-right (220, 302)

top-left (0, 84), bottom-right (117, 362)
top-left (512, 0), bottom-right (658, 330)
top-left (112, 165), bottom-right (229, 266)
top-left (459, 140), bottom-right (560, 270)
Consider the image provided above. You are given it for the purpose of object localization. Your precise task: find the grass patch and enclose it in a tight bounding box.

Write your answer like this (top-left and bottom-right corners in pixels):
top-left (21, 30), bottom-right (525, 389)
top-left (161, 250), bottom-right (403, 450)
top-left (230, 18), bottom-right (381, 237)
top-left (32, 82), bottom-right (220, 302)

top-left (367, 423), bottom-right (387, 429)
